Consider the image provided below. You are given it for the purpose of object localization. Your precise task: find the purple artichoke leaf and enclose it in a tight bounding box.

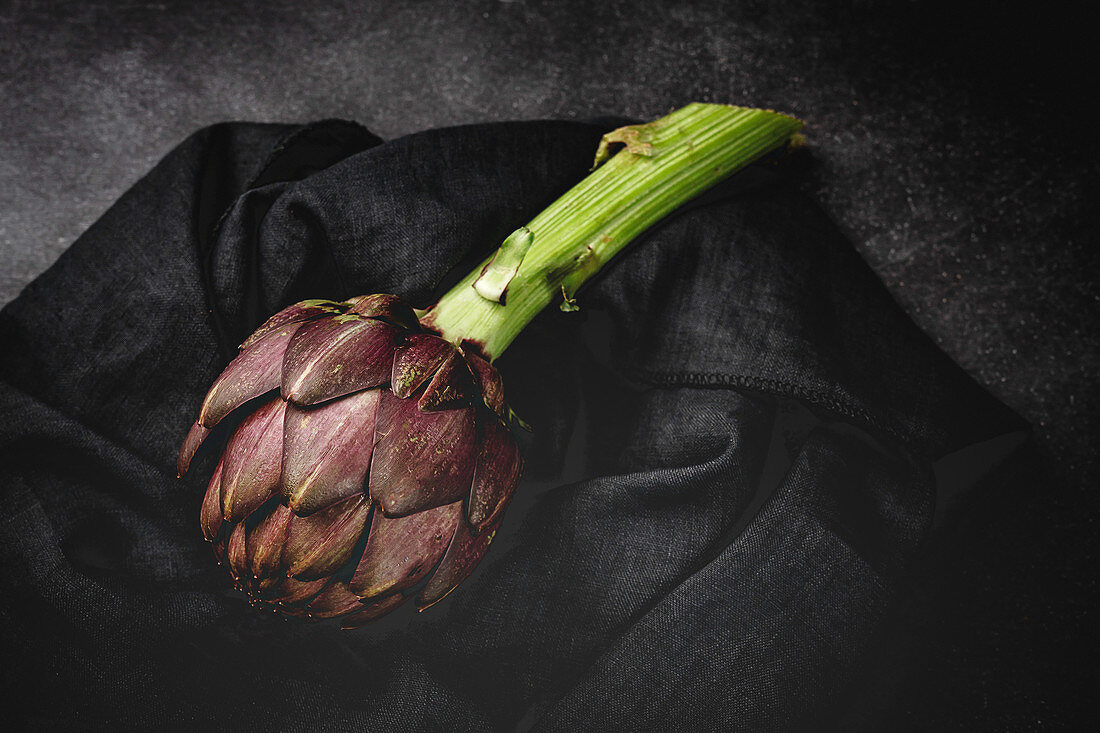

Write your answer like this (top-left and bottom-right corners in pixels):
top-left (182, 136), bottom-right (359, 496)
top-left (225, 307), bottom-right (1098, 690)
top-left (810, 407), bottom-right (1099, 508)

top-left (211, 535), bottom-right (227, 565)
top-left (240, 299), bottom-right (346, 352)
top-left (248, 503), bottom-right (294, 580)
top-left (390, 333), bottom-right (454, 398)
top-left (305, 581), bottom-right (369, 619)
top-left (417, 514), bottom-right (502, 611)
top-left (343, 294), bottom-right (421, 332)
top-left (252, 576), bottom-right (282, 596)
top-left (282, 315), bottom-right (399, 406)
top-left (417, 351), bottom-right (477, 412)
top-left (199, 323), bottom-right (303, 429)
top-left (463, 350), bottom-right (508, 419)
top-left (281, 389), bottom-right (379, 516)
top-left (340, 593), bottom-right (406, 630)
top-left (467, 415), bottom-right (522, 532)
top-left (284, 494), bottom-right (372, 581)
top-left (218, 399), bottom-right (285, 524)
top-left (350, 499), bottom-right (462, 599)
top-left (199, 457), bottom-right (225, 542)
top-left (220, 398), bottom-right (285, 523)
top-left (226, 521), bottom-right (250, 585)
top-left (271, 576), bottom-right (329, 608)
top-left (274, 606), bottom-right (311, 620)
top-left (177, 420), bottom-right (211, 478)
top-left (369, 392), bottom-right (477, 517)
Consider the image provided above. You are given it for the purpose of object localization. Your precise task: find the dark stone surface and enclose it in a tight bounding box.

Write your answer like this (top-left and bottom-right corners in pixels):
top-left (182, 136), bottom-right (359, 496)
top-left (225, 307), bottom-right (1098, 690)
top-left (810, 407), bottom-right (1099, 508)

top-left (2, 0), bottom-right (1095, 727)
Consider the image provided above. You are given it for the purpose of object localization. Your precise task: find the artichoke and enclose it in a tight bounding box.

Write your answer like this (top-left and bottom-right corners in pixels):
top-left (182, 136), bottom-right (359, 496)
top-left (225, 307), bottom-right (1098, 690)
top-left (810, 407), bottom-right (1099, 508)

top-left (177, 294), bottom-right (521, 628)
top-left (178, 103), bottom-right (803, 627)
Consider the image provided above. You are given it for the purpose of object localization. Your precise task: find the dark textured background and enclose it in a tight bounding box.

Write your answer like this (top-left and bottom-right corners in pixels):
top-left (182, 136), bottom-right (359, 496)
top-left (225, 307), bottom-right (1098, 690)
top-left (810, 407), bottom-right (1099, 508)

top-left (2, 0), bottom-right (1095, 727)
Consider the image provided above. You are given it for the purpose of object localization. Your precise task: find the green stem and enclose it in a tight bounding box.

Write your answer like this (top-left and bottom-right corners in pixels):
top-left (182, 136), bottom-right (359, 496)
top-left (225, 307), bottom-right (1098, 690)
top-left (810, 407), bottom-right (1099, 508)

top-left (421, 102), bottom-right (803, 360)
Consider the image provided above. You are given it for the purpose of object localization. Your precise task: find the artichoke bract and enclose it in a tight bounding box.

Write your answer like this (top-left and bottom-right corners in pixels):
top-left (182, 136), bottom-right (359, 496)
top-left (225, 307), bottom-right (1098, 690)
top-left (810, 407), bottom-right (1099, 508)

top-left (178, 295), bottom-right (520, 628)
top-left (179, 103), bottom-right (803, 627)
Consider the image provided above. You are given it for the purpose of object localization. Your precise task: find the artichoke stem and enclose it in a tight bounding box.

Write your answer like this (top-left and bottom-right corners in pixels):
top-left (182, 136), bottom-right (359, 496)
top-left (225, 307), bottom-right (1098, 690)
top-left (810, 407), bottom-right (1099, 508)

top-left (422, 102), bottom-right (803, 361)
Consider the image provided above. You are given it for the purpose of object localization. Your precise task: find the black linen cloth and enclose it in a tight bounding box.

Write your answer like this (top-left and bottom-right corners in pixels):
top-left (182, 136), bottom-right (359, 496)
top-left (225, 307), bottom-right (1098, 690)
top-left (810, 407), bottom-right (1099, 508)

top-left (0, 118), bottom-right (1023, 730)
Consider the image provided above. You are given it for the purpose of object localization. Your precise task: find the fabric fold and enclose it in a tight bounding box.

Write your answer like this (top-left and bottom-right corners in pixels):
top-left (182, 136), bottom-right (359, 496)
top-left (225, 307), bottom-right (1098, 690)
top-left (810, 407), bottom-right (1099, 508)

top-left (0, 116), bottom-right (1024, 730)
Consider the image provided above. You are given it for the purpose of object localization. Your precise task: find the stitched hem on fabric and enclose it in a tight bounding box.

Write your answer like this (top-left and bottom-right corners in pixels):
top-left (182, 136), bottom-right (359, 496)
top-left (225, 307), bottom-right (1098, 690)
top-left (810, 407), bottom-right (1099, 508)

top-left (625, 367), bottom-right (926, 456)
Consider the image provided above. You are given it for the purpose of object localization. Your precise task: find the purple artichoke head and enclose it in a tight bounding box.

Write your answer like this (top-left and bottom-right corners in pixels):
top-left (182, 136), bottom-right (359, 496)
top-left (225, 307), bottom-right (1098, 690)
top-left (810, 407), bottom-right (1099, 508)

top-left (178, 294), bottom-right (522, 628)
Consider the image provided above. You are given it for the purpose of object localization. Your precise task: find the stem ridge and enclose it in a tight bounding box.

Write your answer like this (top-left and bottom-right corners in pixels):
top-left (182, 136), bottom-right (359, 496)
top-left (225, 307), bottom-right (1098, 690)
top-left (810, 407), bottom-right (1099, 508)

top-left (423, 103), bottom-right (803, 360)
